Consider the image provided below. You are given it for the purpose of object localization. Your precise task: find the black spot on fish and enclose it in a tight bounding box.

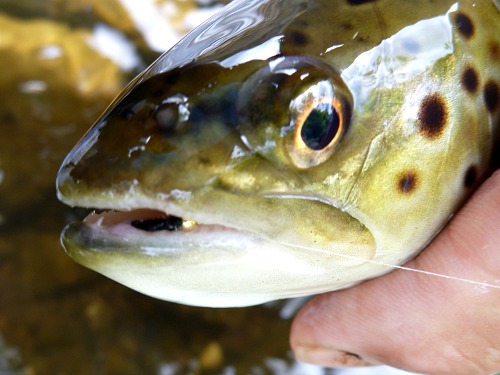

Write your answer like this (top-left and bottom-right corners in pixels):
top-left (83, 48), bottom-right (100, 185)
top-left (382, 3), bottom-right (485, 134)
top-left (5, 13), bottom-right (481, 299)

top-left (347, 0), bottom-right (377, 5)
top-left (464, 165), bottom-right (477, 189)
top-left (490, 42), bottom-right (500, 61)
top-left (417, 94), bottom-right (448, 139)
top-left (461, 66), bottom-right (479, 94)
top-left (484, 80), bottom-right (499, 113)
top-left (398, 171), bottom-right (418, 194)
top-left (289, 31), bottom-right (309, 46)
top-left (131, 216), bottom-right (184, 232)
top-left (454, 12), bottom-right (474, 39)
top-left (491, 146), bottom-right (500, 171)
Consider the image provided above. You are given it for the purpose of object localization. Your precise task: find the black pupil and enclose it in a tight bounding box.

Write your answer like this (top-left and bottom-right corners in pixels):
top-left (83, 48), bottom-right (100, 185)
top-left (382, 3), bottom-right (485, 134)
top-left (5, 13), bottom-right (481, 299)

top-left (300, 103), bottom-right (340, 150)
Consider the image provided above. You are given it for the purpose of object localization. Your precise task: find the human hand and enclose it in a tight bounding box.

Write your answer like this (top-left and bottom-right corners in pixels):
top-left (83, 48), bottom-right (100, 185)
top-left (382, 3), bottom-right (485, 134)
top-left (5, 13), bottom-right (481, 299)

top-left (290, 170), bottom-right (500, 375)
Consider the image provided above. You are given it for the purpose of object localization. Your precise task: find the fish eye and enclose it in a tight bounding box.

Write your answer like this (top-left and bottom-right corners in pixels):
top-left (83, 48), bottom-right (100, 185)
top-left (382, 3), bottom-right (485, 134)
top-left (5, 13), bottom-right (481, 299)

top-left (287, 78), bottom-right (350, 169)
top-left (237, 56), bottom-right (352, 169)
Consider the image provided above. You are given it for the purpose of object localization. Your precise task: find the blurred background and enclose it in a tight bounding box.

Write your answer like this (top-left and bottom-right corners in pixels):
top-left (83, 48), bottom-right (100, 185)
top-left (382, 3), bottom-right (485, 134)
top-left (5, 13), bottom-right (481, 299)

top-left (0, 1), bottom-right (419, 374)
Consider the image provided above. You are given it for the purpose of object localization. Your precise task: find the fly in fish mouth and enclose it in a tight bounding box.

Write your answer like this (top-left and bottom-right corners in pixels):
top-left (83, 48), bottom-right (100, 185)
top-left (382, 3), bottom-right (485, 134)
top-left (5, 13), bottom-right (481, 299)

top-left (131, 216), bottom-right (197, 232)
top-left (83, 209), bottom-right (198, 233)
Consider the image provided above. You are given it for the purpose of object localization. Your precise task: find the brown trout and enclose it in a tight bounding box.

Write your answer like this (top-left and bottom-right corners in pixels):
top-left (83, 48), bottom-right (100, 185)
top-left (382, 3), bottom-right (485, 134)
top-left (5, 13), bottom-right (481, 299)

top-left (57, 0), bottom-right (500, 307)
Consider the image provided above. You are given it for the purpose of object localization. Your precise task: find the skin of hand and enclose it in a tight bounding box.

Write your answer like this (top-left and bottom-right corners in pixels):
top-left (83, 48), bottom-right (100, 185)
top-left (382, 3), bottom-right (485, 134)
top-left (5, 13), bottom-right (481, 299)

top-left (290, 170), bottom-right (500, 375)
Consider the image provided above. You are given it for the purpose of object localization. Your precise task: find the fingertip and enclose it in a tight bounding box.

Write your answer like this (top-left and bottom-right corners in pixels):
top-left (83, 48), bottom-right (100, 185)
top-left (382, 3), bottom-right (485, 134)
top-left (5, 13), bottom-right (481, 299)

top-left (290, 290), bottom-right (382, 367)
top-left (289, 293), bottom-right (335, 350)
top-left (290, 292), bottom-right (381, 368)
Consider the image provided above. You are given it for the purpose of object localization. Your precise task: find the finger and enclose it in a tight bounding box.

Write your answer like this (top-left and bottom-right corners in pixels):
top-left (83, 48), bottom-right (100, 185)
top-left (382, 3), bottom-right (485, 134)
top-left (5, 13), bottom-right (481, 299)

top-left (290, 170), bottom-right (500, 375)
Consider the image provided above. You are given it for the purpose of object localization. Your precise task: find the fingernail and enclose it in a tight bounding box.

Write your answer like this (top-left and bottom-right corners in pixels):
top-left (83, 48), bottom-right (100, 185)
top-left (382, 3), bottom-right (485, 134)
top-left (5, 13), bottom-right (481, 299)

top-left (294, 346), bottom-right (376, 368)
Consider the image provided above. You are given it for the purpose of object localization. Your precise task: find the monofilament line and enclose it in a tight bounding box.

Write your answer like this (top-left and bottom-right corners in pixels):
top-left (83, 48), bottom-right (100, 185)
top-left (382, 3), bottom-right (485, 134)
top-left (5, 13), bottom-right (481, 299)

top-left (273, 239), bottom-right (500, 290)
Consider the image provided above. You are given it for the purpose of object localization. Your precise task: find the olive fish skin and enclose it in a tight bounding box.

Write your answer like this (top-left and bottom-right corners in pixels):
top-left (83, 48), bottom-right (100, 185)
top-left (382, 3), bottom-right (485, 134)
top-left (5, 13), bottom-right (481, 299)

top-left (57, 0), bottom-right (500, 307)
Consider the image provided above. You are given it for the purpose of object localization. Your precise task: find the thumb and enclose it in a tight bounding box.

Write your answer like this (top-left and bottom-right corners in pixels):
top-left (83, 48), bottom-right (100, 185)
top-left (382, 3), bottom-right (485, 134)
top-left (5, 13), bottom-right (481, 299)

top-left (290, 171), bottom-right (500, 375)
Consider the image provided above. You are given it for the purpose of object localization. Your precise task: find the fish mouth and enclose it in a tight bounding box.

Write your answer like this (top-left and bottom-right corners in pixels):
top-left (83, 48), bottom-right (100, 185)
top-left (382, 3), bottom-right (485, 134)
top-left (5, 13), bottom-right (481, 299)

top-left (65, 205), bottom-right (249, 254)
top-left (60, 192), bottom-right (378, 307)
top-left (84, 209), bottom-right (211, 237)
top-left (61, 197), bottom-right (258, 258)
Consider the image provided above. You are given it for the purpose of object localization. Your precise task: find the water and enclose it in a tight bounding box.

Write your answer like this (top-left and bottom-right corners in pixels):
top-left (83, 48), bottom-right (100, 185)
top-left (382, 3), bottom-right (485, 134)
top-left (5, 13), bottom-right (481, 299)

top-left (0, 1), bottom-right (295, 374)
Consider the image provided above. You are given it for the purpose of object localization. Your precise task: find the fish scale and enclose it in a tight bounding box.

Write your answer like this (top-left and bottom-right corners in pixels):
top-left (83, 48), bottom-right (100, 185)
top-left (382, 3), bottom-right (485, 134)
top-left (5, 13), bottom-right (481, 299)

top-left (56, 0), bottom-right (500, 307)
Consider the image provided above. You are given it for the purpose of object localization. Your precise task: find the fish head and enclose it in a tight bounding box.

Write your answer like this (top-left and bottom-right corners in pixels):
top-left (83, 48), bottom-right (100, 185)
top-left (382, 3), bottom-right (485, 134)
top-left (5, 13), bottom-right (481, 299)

top-left (57, 54), bottom-right (380, 306)
top-left (57, 0), bottom-right (500, 306)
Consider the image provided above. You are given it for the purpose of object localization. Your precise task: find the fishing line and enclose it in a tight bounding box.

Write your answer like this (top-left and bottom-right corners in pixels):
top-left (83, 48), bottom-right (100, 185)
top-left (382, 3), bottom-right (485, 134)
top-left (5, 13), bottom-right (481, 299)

top-left (270, 238), bottom-right (500, 290)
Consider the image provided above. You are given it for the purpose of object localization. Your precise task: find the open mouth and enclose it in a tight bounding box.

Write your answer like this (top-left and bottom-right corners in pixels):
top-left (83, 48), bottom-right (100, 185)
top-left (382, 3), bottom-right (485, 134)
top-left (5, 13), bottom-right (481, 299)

top-left (59, 194), bottom-right (379, 307)
top-left (83, 209), bottom-right (198, 233)
top-left (65, 205), bottom-right (249, 255)
top-left (69, 207), bottom-right (249, 254)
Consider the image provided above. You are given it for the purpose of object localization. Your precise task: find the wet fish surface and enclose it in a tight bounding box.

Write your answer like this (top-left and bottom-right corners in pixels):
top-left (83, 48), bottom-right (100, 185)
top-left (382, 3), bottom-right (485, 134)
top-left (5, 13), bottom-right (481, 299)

top-left (57, 0), bottom-right (500, 307)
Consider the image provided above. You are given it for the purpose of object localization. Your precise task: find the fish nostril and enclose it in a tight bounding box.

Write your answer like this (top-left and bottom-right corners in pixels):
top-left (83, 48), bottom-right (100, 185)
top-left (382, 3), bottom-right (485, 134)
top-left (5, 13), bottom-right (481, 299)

top-left (152, 94), bottom-right (191, 135)
top-left (155, 103), bottom-right (180, 134)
